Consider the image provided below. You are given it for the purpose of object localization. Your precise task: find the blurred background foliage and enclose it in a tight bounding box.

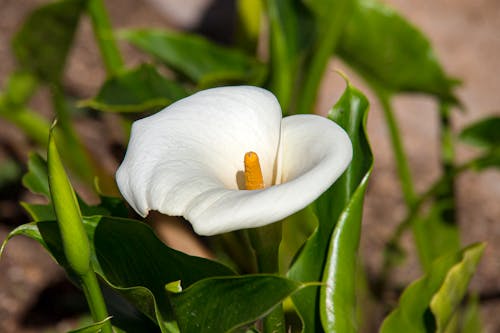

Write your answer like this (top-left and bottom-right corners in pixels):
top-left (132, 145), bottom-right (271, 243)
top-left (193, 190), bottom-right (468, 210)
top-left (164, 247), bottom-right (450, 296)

top-left (0, 0), bottom-right (499, 332)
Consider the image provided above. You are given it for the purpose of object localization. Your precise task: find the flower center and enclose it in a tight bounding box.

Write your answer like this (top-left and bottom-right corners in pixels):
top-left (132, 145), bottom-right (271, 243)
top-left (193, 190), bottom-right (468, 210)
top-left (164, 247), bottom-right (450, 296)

top-left (244, 151), bottom-right (264, 190)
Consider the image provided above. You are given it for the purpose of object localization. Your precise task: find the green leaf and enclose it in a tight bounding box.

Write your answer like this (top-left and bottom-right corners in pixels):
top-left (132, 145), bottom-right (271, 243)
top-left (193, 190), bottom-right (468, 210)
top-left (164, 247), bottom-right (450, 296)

top-left (1, 222), bottom-right (42, 259)
top-left (68, 316), bottom-right (113, 333)
top-left (319, 81), bottom-right (372, 333)
top-left (120, 29), bottom-right (266, 88)
top-left (288, 80), bottom-right (372, 332)
top-left (100, 289), bottom-right (162, 333)
top-left (92, 216), bottom-right (235, 330)
top-left (280, 206), bottom-right (317, 274)
top-left (459, 116), bottom-right (500, 149)
top-left (21, 202), bottom-right (55, 221)
top-left (22, 152), bottom-right (51, 198)
top-left (91, 194), bottom-right (129, 218)
top-left (430, 247), bottom-right (485, 332)
top-left (12, 0), bottom-right (85, 83)
top-left (380, 243), bottom-right (485, 333)
top-left (338, 0), bottom-right (458, 101)
top-left (170, 275), bottom-right (304, 333)
top-left (22, 195), bottom-right (128, 223)
top-left (1, 216), bottom-right (234, 331)
top-left (469, 151), bottom-right (500, 170)
top-left (320, 174), bottom-right (371, 333)
top-left (0, 158), bottom-right (22, 188)
top-left (0, 71), bottom-right (38, 107)
top-left (92, 216), bottom-right (234, 291)
top-left (413, 200), bottom-right (461, 271)
top-left (21, 152), bottom-right (128, 221)
top-left (460, 295), bottom-right (483, 333)
top-left (80, 64), bottom-right (188, 112)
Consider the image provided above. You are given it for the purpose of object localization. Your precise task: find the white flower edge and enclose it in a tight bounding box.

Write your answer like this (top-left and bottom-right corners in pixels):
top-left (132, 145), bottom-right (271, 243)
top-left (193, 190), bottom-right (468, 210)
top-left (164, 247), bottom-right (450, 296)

top-left (116, 86), bottom-right (352, 236)
top-left (185, 114), bottom-right (352, 235)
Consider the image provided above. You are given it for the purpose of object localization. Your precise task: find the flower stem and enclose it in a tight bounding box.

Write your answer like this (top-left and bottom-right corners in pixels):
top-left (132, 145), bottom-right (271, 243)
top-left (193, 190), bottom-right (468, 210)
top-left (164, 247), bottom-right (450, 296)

top-left (379, 155), bottom-right (482, 292)
top-left (0, 105), bottom-right (50, 146)
top-left (294, 1), bottom-right (353, 115)
top-left (437, 101), bottom-right (456, 224)
top-left (80, 269), bottom-right (113, 333)
top-left (248, 222), bottom-right (285, 333)
top-left (86, 0), bottom-right (124, 76)
top-left (378, 92), bottom-right (417, 207)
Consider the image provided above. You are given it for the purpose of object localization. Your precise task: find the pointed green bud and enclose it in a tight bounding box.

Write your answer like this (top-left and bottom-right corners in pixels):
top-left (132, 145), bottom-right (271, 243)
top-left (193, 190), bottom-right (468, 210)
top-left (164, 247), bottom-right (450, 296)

top-left (48, 121), bottom-right (90, 276)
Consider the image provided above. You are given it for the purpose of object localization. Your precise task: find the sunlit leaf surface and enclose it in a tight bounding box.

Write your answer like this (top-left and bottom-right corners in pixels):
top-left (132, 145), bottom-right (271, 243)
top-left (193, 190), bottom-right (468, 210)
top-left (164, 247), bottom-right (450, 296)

top-left (380, 243), bottom-right (485, 333)
top-left (170, 275), bottom-right (304, 333)
top-left (288, 81), bottom-right (372, 332)
top-left (338, 0), bottom-right (458, 100)
top-left (120, 29), bottom-right (266, 88)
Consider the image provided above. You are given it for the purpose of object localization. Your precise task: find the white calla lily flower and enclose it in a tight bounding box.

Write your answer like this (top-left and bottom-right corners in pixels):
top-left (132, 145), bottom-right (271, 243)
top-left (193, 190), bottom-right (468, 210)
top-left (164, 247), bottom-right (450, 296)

top-left (116, 86), bottom-right (352, 236)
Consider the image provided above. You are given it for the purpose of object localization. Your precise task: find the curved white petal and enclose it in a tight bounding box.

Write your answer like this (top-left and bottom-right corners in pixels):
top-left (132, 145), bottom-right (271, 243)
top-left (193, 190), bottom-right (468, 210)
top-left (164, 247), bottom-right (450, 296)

top-left (185, 115), bottom-right (353, 235)
top-left (116, 86), bottom-right (283, 220)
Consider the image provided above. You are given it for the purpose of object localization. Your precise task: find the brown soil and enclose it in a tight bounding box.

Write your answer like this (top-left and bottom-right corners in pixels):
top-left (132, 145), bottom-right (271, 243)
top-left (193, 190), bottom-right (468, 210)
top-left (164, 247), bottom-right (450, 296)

top-left (1, 0), bottom-right (499, 332)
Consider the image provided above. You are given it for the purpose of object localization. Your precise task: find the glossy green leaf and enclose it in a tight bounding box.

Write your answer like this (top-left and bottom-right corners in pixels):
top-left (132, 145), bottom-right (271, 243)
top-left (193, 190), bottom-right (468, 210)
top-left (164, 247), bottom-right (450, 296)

top-left (1, 216), bottom-right (234, 331)
top-left (459, 116), bottom-right (500, 149)
top-left (120, 29), bottom-right (266, 88)
top-left (319, 81), bottom-right (372, 333)
top-left (12, 0), bottom-right (85, 83)
top-left (99, 288), bottom-right (161, 333)
top-left (80, 64), bottom-right (188, 112)
top-left (92, 215), bottom-right (234, 290)
top-left (320, 173), bottom-right (371, 333)
top-left (170, 275), bottom-right (304, 333)
top-left (338, 0), bottom-right (458, 101)
top-left (68, 316), bottom-right (112, 333)
top-left (380, 243), bottom-right (485, 333)
top-left (288, 81), bottom-right (372, 332)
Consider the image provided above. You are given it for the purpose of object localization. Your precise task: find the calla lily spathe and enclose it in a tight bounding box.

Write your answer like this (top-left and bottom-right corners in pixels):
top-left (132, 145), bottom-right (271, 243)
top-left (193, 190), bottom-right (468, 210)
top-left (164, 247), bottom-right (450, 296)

top-left (116, 86), bottom-right (352, 235)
